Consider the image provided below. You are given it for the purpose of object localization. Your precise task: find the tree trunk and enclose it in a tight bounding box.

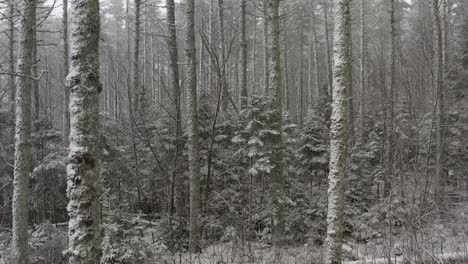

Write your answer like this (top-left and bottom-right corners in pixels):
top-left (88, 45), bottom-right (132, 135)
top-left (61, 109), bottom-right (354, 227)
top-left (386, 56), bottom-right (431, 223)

top-left (185, 0), bottom-right (202, 253)
top-left (268, 0), bottom-right (285, 245)
top-left (32, 25), bottom-right (39, 120)
top-left (310, 0), bottom-right (320, 101)
top-left (432, 0), bottom-right (446, 206)
top-left (240, 0), bottom-right (248, 108)
top-left (323, 0), bottom-right (333, 98)
top-left (133, 0), bottom-right (141, 112)
top-left (12, 0), bottom-right (36, 263)
top-left (324, 0), bottom-right (351, 263)
top-left (358, 0), bottom-right (366, 144)
top-left (384, 0), bottom-right (397, 198)
top-left (218, 0), bottom-right (229, 113)
top-left (8, 0), bottom-right (15, 114)
top-left (209, 0), bottom-right (217, 92)
top-left (263, 1), bottom-right (270, 96)
top-left (63, 0), bottom-right (70, 144)
top-left (66, 0), bottom-right (102, 263)
top-left (299, 8), bottom-right (305, 126)
top-left (166, 0), bottom-right (184, 219)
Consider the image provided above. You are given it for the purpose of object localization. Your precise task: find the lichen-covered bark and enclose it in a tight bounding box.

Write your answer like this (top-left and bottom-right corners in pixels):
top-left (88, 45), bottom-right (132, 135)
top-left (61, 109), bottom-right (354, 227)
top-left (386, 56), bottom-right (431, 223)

top-left (324, 0), bottom-right (350, 263)
top-left (185, 0), bottom-right (201, 253)
top-left (66, 0), bottom-right (102, 263)
top-left (11, 0), bottom-right (36, 263)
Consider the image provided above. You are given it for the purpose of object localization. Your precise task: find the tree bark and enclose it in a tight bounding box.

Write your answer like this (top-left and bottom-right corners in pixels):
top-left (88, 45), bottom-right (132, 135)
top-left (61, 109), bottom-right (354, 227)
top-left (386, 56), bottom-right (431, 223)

top-left (268, 0), bottom-right (285, 245)
top-left (185, 0), bottom-right (202, 253)
top-left (12, 0), bottom-right (36, 263)
top-left (310, 0), bottom-right (320, 101)
top-left (384, 0), bottom-right (397, 198)
top-left (263, 0), bottom-right (270, 95)
top-left (133, 0), bottom-right (142, 112)
top-left (358, 0), bottom-right (366, 144)
top-left (63, 0), bottom-right (70, 144)
top-left (240, 0), bottom-right (248, 108)
top-left (323, 0), bottom-right (333, 98)
top-left (8, 0), bottom-right (15, 114)
top-left (66, 0), bottom-right (102, 263)
top-left (432, 0), bottom-right (446, 206)
top-left (324, 0), bottom-right (351, 263)
top-left (166, 0), bottom-right (184, 218)
top-left (218, 0), bottom-right (229, 113)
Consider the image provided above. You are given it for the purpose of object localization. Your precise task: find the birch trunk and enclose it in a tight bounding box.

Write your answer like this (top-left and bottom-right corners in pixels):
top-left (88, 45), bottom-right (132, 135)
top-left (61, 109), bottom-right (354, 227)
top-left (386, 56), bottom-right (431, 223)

top-left (12, 0), bottom-right (36, 263)
top-left (66, 0), bottom-right (102, 263)
top-left (324, 0), bottom-right (351, 262)
top-left (185, 0), bottom-right (202, 253)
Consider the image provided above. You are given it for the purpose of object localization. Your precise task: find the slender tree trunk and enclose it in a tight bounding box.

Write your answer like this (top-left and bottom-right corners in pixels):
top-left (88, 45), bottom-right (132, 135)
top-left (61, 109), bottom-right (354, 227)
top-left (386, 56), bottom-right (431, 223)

top-left (283, 17), bottom-right (289, 112)
top-left (218, 0), bottom-right (229, 113)
top-left (63, 0), bottom-right (70, 143)
top-left (263, 0), bottom-right (270, 95)
top-left (209, 0), bottom-right (217, 92)
top-left (310, 0), bottom-right (320, 100)
top-left (384, 0), bottom-right (397, 198)
top-left (32, 26), bottom-right (39, 120)
top-left (358, 0), bottom-right (366, 144)
top-left (66, 0), bottom-right (102, 263)
top-left (185, 0), bottom-right (202, 253)
top-left (240, 0), bottom-right (248, 108)
top-left (345, 0), bottom-right (354, 142)
top-left (252, 16), bottom-right (257, 94)
top-left (8, 0), bottom-right (15, 114)
top-left (134, 0), bottom-right (141, 112)
top-left (432, 0), bottom-right (446, 206)
top-left (269, 0), bottom-right (285, 245)
top-left (324, 0), bottom-right (351, 263)
top-left (323, 0), bottom-right (333, 98)
top-left (299, 8), bottom-right (305, 126)
top-left (166, 0), bottom-right (184, 219)
top-left (12, 0), bottom-right (36, 263)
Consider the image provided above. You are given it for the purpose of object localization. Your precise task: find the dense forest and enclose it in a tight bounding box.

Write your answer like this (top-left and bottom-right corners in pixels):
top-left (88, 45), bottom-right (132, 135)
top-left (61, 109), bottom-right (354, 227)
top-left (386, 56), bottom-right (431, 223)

top-left (0, 0), bottom-right (468, 263)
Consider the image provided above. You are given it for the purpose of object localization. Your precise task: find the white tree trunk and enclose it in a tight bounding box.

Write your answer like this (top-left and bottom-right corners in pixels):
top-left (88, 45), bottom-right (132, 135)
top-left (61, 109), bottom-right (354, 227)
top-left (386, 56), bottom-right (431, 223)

top-left (12, 0), bottom-right (36, 263)
top-left (66, 0), bottom-right (102, 263)
top-left (324, 0), bottom-right (351, 263)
